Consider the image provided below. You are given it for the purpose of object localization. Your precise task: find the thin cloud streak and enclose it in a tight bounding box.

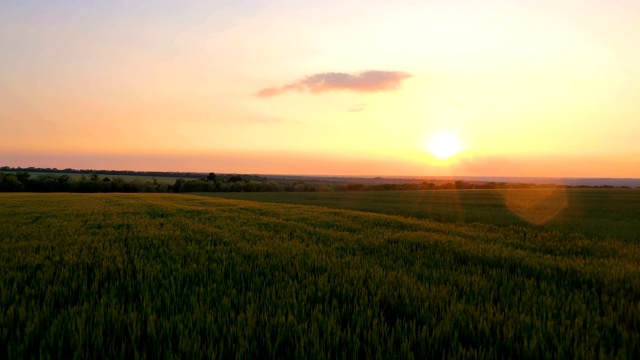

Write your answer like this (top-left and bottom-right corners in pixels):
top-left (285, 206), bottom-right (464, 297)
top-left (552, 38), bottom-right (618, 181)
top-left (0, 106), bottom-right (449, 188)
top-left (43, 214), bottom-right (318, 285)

top-left (348, 103), bottom-right (368, 112)
top-left (257, 70), bottom-right (411, 97)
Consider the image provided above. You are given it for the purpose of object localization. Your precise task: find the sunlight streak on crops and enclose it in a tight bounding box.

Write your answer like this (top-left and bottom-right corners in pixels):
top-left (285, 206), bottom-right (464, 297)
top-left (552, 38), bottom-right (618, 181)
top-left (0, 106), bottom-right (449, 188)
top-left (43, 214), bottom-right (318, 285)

top-left (502, 187), bottom-right (568, 225)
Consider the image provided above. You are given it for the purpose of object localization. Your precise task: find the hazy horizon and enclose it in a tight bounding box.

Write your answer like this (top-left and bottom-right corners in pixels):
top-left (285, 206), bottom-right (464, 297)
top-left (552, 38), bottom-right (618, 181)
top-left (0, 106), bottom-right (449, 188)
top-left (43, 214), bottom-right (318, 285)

top-left (2, 151), bottom-right (639, 179)
top-left (2, 1), bottom-right (639, 177)
top-left (4, 159), bottom-right (640, 186)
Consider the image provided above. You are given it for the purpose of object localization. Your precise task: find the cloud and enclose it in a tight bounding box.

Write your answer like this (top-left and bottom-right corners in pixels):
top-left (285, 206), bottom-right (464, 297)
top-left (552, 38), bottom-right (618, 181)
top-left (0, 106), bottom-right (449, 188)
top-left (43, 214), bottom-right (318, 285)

top-left (257, 70), bottom-right (411, 97)
top-left (348, 103), bottom-right (368, 112)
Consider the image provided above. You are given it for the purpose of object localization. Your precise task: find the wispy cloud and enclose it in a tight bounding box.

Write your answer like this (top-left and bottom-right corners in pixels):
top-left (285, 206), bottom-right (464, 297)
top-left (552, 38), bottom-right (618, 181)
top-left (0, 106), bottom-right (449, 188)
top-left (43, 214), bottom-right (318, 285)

top-left (257, 70), bottom-right (411, 97)
top-left (348, 103), bottom-right (368, 112)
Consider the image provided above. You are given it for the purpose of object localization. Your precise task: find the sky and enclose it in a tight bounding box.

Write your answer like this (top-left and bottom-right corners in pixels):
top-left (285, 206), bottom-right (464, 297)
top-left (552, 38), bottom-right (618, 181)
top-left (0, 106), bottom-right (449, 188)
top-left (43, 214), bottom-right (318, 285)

top-left (1, 0), bottom-right (639, 177)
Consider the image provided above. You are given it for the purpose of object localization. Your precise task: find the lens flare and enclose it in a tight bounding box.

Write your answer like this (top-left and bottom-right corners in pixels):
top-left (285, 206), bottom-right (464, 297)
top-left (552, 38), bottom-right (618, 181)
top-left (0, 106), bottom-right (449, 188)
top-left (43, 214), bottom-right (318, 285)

top-left (503, 188), bottom-right (567, 225)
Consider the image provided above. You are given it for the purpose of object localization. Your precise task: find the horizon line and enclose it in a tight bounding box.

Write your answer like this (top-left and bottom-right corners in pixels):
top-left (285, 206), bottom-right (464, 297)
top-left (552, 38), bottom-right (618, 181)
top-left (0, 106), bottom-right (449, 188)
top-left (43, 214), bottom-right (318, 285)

top-left (3, 166), bottom-right (640, 182)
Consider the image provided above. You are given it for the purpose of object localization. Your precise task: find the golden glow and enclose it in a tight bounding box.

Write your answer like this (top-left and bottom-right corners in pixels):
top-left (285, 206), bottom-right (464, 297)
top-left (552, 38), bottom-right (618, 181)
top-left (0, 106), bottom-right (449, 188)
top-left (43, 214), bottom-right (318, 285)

top-left (426, 133), bottom-right (462, 160)
top-left (503, 188), bottom-right (568, 225)
top-left (0, 1), bottom-right (639, 176)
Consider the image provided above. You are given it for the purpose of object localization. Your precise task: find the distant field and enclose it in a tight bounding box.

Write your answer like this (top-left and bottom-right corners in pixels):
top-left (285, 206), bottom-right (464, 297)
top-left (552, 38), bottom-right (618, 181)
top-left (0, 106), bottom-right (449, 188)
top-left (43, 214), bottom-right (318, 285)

top-left (208, 189), bottom-right (640, 242)
top-left (1, 193), bottom-right (638, 358)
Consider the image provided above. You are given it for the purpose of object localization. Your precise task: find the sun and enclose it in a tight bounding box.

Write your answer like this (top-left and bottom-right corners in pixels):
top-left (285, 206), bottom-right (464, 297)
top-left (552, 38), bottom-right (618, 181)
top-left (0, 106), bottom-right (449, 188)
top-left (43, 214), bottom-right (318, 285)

top-left (426, 132), bottom-right (462, 159)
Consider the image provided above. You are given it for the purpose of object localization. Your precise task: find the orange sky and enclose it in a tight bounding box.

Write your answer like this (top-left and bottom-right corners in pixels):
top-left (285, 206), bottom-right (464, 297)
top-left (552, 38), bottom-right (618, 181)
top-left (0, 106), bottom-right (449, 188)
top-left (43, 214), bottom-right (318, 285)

top-left (1, 0), bottom-right (639, 177)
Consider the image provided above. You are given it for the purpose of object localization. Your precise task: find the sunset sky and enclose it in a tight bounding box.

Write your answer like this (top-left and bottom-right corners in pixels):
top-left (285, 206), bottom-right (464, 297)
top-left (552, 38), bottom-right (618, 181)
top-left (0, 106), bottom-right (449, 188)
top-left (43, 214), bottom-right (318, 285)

top-left (2, 0), bottom-right (639, 177)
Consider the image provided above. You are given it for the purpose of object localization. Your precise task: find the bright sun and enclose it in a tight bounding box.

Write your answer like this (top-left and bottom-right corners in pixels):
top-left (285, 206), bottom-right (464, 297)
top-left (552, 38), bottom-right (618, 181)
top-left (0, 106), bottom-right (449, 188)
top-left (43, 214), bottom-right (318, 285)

top-left (426, 132), bottom-right (462, 159)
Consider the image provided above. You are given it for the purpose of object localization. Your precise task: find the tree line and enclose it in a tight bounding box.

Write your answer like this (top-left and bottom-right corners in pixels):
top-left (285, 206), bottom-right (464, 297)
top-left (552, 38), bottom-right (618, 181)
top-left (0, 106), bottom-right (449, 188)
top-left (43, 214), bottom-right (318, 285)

top-left (0, 171), bottom-right (288, 193)
top-left (0, 166), bottom-right (206, 180)
top-left (1, 171), bottom-right (634, 193)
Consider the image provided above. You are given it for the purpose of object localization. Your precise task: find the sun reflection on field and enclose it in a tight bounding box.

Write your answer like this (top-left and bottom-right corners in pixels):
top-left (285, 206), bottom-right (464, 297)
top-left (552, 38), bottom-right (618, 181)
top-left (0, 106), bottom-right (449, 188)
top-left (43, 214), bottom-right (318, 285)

top-left (502, 187), bottom-right (567, 225)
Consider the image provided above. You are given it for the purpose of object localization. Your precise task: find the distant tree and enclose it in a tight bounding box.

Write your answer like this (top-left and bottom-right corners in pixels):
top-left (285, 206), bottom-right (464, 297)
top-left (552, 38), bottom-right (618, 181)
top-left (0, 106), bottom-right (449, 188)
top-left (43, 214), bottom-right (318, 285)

top-left (227, 179), bottom-right (252, 192)
top-left (16, 171), bottom-right (30, 184)
top-left (109, 178), bottom-right (126, 192)
top-left (206, 172), bottom-right (217, 182)
top-left (90, 173), bottom-right (99, 182)
top-left (455, 180), bottom-right (468, 189)
top-left (58, 174), bottom-right (70, 185)
top-left (421, 182), bottom-right (436, 190)
top-left (125, 180), bottom-right (145, 193)
top-left (172, 179), bottom-right (185, 193)
top-left (0, 173), bottom-right (25, 191)
top-left (439, 182), bottom-right (455, 190)
top-left (482, 182), bottom-right (497, 189)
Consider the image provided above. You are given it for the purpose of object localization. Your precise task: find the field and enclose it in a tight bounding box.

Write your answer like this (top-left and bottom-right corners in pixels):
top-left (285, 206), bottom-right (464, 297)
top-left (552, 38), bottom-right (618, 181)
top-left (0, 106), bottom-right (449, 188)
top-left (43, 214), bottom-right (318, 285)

top-left (209, 189), bottom-right (640, 242)
top-left (1, 191), bottom-right (639, 358)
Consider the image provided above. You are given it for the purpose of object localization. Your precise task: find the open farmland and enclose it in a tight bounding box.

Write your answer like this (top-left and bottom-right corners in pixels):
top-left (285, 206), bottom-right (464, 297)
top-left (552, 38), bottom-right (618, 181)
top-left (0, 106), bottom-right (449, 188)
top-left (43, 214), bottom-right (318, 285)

top-left (209, 189), bottom-right (640, 242)
top-left (1, 193), bottom-right (639, 358)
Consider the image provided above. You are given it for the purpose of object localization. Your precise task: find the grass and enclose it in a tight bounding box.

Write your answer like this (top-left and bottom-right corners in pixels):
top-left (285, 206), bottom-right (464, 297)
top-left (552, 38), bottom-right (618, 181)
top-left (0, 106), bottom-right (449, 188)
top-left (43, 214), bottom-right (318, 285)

top-left (1, 192), bottom-right (639, 358)
top-left (207, 188), bottom-right (640, 242)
